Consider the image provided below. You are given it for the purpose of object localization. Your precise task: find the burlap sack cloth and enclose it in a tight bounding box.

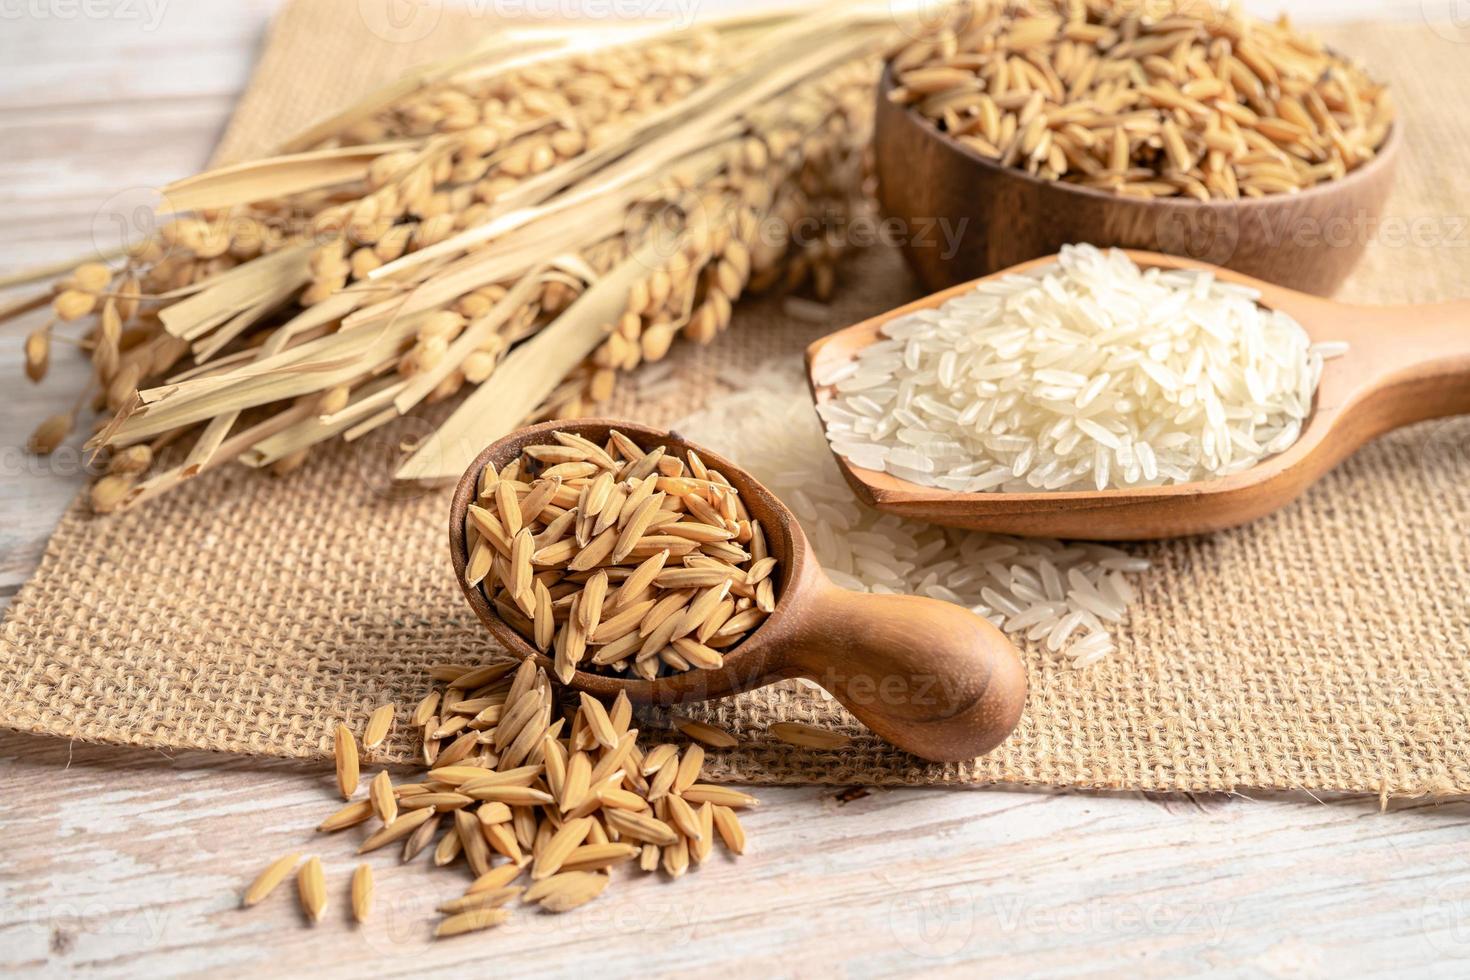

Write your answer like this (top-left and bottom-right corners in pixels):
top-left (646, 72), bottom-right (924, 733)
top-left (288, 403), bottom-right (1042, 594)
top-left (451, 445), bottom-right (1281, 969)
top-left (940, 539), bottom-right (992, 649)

top-left (3, 0), bottom-right (1468, 796)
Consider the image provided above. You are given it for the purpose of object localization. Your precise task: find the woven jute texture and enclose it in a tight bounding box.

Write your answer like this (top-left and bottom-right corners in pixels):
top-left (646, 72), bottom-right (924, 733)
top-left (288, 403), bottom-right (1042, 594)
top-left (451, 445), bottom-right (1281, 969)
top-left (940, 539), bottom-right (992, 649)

top-left (3, 1), bottom-right (1468, 795)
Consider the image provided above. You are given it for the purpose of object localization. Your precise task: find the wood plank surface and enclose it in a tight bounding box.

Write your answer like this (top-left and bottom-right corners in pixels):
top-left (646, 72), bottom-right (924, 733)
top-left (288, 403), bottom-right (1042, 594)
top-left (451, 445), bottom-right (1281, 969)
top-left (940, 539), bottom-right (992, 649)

top-left (0, 2), bottom-right (1466, 977)
top-left (2, 730), bottom-right (1468, 978)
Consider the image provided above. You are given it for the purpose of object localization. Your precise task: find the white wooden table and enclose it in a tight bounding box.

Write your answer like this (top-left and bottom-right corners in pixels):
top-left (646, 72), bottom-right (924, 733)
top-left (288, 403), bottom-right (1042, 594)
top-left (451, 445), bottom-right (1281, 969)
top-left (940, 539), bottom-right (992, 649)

top-left (2, 3), bottom-right (1467, 977)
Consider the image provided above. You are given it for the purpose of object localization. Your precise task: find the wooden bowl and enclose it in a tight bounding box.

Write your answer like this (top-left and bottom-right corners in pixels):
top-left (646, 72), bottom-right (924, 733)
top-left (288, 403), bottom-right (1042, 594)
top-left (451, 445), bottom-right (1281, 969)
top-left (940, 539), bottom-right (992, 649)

top-left (874, 64), bottom-right (1402, 297)
top-left (448, 419), bottom-right (1028, 763)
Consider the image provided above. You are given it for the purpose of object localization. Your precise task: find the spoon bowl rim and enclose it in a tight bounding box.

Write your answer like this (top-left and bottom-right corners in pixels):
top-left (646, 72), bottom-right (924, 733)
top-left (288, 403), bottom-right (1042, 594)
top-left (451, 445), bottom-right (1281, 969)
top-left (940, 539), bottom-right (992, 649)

top-left (804, 248), bottom-right (1352, 534)
top-left (448, 418), bottom-right (810, 704)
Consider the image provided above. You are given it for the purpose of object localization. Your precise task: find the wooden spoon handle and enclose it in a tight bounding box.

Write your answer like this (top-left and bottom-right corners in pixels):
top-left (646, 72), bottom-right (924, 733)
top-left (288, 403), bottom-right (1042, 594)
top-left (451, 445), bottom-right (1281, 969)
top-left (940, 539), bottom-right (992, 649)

top-left (1340, 300), bottom-right (1470, 431)
top-left (776, 573), bottom-right (1027, 762)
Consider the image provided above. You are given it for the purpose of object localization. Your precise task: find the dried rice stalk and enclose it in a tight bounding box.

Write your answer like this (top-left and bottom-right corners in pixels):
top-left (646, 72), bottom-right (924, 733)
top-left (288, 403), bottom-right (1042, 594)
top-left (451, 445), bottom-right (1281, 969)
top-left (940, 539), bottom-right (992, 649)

top-left (15, 9), bottom-right (888, 511)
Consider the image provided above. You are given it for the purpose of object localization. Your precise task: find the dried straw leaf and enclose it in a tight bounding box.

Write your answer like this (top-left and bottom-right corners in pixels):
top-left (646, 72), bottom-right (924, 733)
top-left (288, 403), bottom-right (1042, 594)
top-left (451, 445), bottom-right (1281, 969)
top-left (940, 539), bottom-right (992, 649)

top-left (395, 241), bottom-right (662, 482)
top-left (157, 245), bottom-right (311, 340)
top-left (160, 143), bottom-right (418, 213)
top-left (239, 376), bottom-right (403, 468)
top-left (108, 314), bottom-right (426, 446)
top-left (390, 266), bottom-right (550, 415)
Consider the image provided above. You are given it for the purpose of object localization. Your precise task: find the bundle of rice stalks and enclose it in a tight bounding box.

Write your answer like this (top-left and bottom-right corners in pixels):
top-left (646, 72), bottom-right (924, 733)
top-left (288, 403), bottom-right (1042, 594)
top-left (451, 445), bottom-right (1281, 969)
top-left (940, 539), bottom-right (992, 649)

top-left (7, 9), bottom-right (892, 512)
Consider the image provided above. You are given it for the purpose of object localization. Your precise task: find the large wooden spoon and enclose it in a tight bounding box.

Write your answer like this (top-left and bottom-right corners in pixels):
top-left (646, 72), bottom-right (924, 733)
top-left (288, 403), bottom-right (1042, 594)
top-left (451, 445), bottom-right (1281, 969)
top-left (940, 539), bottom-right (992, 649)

top-left (448, 419), bottom-right (1028, 763)
top-left (806, 250), bottom-right (1470, 540)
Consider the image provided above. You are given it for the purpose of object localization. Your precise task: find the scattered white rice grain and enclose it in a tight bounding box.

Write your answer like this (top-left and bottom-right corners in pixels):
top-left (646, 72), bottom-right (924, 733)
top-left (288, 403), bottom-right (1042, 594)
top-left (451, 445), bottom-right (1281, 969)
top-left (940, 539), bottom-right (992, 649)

top-left (675, 368), bottom-right (1151, 665)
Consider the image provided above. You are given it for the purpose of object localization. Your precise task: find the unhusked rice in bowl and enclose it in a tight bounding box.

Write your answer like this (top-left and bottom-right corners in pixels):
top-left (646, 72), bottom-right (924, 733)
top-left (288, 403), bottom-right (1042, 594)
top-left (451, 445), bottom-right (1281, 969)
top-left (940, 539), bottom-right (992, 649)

top-left (678, 368), bottom-right (1148, 667)
top-left (815, 244), bottom-right (1346, 492)
top-left (886, 0), bottom-right (1394, 200)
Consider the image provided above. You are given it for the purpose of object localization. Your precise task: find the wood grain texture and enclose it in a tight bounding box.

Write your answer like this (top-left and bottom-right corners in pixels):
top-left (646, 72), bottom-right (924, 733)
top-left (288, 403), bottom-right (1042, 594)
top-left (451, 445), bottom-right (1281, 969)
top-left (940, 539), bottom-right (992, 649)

top-left (1, 729), bottom-right (1467, 978)
top-left (449, 419), bottom-right (1027, 761)
top-left (0, 0), bottom-right (287, 611)
top-left (0, 2), bottom-right (1467, 976)
top-left (806, 249), bottom-right (1470, 538)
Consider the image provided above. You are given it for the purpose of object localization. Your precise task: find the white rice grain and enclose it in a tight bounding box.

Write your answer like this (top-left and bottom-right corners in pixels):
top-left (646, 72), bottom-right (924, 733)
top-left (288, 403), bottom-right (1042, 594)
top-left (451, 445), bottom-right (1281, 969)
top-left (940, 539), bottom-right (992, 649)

top-left (817, 245), bottom-right (1342, 492)
top-left (677, 367), bottom-right (1150, 666)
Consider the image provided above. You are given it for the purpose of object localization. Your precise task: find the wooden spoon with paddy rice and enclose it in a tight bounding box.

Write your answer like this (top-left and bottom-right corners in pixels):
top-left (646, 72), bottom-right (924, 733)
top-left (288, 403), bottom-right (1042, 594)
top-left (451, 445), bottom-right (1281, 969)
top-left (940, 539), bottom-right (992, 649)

top-left (448, 419), bottom-right (1027, 764)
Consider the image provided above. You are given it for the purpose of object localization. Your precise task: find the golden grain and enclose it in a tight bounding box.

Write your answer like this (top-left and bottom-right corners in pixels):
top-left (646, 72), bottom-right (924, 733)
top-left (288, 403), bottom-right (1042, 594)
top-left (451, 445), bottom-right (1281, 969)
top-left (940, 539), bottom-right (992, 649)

top-left (411, 689), bottom-right (441, 727)
top-left (432, 731), bottom-right (479, 769)
top-left (640, 743), bottom-right (678, 776)
top-left (769, 721), bottom-right (853, 750)
top-left (27, 412), bottom-right (72, 455)
top-left (399, 792), bottom-right (475, 810)
top-left (437, 886), bottom-right (524, 915)
top-left (297, 856), bottom-right (327, 924)
top-left (402, 813), bottom-right (442, 863)
top-left (243, 852), bottom-right (300, 907)
top-left (523, 871), bottom-right (610, 912)
top-left (531, 816), bottom-right (594, 880)
top-left (646, 758), bottom-right (679, 803)
top-left (244, 658), bottom-right (763, 937)
top-left (457, 765), bottom-right (541, 791)
top-left (433, 825), bottom-right (463, 867)
top-left (317, 799), bottom-right (374, 833)
top-left (89, 474), bottom-right (135, 514)
top-left (691, 802), bottom-right (715, 865)
top-left (662, 836), bottom-right (690, 878)
top-left (671, 716), bottom-right (739, 749)
top-left (603, 808), bottom-right (679, 846)
top-left (681, 784), bottom-right (760, 808)
top-left (107, 444), bottom-right (152, 475)
top-left (482, 820), bottom-right (523, 864)
top-left (468, 433), bottom-right (777, 678)
top-left (369, 770), bottom-right (397, 824)
top-left (466, 863), bottom-right (524, 896)
top-left (674, 743), bottom-right (704, 793)
top-left (666, 793), bottom-right (703, 841)
top-left (435, 907), bottom-right (512, 938)
top-left (350, 864), bottom-right (374, 923)
top-left (24, 328), bottom-right (49, 383)
top-left (428, 764), bottom-right (496, 786)
top-left (358, 807), bottom-right (437, 854)
top-left (712, 804), bottom-right (746, 854)
top-left (560, 842), bottom-right (641, 873)
top-left (362, 704), bottom-right (395, 752)
top-left (578, 693), bottom-right (619, 750)
top-left (333, 723), bottom-right (359, 799)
